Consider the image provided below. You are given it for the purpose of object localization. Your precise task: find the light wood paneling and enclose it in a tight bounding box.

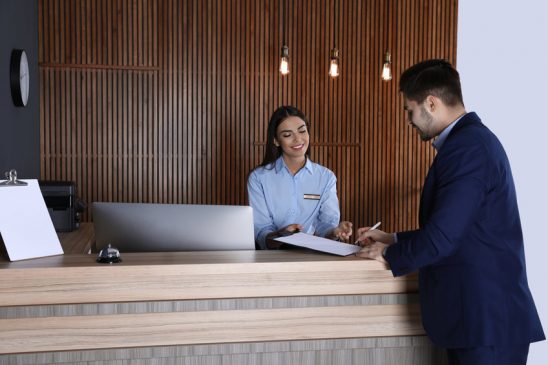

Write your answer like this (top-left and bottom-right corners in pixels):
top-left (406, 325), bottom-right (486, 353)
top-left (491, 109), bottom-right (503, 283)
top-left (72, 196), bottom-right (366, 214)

top-left (0, 293), bottom-right (415, 320)
top-left (0, 336), bottom-right (447, 365)
top-left (0, 251), bottom-right (416, 306)
top-left (39, 0), bottom-right (458, 233)
top-left (0, 304), bottom-right (423, 354)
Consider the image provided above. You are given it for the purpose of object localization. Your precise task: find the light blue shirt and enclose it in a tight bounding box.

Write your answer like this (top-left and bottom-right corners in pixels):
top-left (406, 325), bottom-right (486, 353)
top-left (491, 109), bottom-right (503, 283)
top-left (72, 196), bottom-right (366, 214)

top-left (432, 113), bottom-right (467, 151)
top-left (247, 157), bottom-right (341, 249)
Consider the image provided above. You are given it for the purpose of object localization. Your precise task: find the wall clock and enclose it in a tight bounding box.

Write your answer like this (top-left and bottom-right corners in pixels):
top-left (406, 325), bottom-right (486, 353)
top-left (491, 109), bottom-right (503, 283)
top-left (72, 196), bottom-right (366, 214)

top-left (10, 49), bottom-right (30, 107)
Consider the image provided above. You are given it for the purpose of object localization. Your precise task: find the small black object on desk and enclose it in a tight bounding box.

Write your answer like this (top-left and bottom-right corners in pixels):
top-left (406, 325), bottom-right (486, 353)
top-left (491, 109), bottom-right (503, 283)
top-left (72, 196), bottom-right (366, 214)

top-left (96, 244), bottom-right (122, 264)
top-left (39, 180), bottom-right (86, 232)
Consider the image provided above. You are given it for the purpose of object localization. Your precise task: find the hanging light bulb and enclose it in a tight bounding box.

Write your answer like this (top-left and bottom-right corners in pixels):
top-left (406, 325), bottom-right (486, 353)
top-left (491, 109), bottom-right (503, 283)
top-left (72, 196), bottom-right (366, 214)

top-left (279, 45), bottom-right (290, 75)
top-left (329, 48), bottom-right (340, 78)
top-left (381, 51), bottom-right (392, 81)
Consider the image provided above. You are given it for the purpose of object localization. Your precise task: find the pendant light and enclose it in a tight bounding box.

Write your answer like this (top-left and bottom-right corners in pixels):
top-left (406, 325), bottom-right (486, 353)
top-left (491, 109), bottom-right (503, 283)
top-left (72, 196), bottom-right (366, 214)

top-left (382, 52), bottom-right (392, 81)
top-left (381, 0), bottom-right (392, 81)
top-left (280, 45), bottom-right (290, 75)
top-left (329, 49), bottom-right (340, 78)
top-left (279, 0), bottom-right (289, 75)
top-left (328, 0), bottom-right (340, 78)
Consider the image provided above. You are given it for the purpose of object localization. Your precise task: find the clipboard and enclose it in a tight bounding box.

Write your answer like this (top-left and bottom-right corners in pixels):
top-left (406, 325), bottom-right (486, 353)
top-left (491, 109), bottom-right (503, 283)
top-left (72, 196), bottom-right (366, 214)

top-left (0, 170), bottom-right (63, 261)
top-left (274, 232), bottom-right (362, 256)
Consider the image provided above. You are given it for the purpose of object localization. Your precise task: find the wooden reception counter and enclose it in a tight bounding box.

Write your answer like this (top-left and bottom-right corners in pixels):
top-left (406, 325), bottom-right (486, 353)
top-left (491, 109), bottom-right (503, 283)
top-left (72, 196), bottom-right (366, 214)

top-left (0, 225), bottom-right (446, 364)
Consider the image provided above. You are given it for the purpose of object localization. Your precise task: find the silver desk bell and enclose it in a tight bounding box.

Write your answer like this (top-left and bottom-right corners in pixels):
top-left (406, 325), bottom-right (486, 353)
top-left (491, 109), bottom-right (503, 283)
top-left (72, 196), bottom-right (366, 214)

top-left (96, 244), bottom-right (122, 264)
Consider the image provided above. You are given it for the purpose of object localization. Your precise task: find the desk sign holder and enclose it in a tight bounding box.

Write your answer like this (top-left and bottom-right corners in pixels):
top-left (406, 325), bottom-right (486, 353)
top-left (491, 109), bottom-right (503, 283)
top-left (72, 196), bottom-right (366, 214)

top-left (0, 170), bottom-right (63, 261)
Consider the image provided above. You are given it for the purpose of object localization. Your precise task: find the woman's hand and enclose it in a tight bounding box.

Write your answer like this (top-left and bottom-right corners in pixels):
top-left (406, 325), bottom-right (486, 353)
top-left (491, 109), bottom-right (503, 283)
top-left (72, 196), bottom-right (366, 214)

top-left (279, 224), bottom-right (303, 235)
top-left (265, 224), bottom-right (303, 249)
top-left (331, 221), bottom-right (353, 241)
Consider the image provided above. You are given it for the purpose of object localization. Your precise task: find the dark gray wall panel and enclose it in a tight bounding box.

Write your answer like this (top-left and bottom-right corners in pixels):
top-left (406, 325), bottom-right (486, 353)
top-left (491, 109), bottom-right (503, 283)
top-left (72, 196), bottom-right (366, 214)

top-left (0, 0), bottom-right (40, 178)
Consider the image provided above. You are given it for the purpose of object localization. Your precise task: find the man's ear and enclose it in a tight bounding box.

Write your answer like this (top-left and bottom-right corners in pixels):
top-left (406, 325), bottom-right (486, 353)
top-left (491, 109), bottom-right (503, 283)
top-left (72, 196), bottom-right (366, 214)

top-left (425, 95), bottom-right (438, 112)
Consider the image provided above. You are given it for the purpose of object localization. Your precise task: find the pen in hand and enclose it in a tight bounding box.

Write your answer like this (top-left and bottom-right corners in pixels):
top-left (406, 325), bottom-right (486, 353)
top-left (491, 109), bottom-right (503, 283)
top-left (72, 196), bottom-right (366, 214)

top-left (354, 221), bottom-right (382, 244)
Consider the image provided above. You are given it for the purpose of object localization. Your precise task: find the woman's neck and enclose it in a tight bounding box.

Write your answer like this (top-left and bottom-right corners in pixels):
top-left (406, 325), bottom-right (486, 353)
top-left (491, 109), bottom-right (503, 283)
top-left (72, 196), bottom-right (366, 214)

top-left (283, 155), bottom-right (306, 175)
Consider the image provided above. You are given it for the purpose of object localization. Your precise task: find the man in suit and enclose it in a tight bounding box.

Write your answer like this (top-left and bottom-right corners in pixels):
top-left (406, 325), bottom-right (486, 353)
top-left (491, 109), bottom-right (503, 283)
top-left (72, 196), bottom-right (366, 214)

top-left (355, 59), bottom-right (545, 364)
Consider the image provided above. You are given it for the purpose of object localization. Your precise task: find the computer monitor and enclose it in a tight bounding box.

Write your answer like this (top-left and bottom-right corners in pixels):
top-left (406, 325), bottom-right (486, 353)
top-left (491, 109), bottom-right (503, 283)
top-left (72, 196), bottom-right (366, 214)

top-left (92, 202), bottom-right (255, 252)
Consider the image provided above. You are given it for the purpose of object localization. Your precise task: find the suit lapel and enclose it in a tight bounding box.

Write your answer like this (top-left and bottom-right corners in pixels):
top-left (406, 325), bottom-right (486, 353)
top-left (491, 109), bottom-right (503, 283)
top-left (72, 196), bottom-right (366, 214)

top-left (419, 158), bottom-right (436, 227)
top-left (417, 112), bottom-right (481, 227)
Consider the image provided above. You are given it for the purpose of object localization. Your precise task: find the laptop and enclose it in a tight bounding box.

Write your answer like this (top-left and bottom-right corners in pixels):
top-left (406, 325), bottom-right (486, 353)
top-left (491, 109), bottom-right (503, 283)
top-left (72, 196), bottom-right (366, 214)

top-left (92, 202), bottom-right (255, 252)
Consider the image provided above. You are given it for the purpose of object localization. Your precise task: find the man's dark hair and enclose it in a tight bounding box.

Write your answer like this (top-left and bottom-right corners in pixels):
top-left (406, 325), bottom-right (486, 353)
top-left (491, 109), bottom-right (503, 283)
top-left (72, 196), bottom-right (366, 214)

top-left (399, 59), bottom-right (464, 106)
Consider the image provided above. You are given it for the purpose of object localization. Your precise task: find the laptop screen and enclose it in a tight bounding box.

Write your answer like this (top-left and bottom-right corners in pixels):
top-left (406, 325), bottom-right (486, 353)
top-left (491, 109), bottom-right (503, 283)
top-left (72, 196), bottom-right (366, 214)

top-left (92, 202), bottom-right (255, 253)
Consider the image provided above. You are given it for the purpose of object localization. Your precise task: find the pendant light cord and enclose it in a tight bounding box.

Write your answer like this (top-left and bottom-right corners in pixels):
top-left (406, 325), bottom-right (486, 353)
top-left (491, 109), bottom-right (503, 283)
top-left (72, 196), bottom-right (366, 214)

top-left (333, 0), bottom-right (337, 48)
top-left (386, 0), bottom-right (390, 51)
top-left (282, 0), bottom-right (286, 45)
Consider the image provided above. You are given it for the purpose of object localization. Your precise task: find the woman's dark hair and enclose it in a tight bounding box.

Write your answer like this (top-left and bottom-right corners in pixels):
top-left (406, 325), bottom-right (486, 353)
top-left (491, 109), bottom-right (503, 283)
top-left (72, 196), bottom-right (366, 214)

top-left (399, 59), bottom-right (464, 107)
top-left (259, 106), bottom-right (310, 168)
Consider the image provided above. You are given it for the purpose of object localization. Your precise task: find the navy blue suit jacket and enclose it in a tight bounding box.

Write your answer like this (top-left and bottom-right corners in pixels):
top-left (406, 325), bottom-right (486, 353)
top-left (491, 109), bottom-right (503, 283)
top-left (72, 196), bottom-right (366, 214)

top-left (385, 112), bottom-right (545, 348)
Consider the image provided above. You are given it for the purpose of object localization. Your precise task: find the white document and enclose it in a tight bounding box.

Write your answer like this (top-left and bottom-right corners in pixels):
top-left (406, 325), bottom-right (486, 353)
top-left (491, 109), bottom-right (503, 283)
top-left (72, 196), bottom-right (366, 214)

top-left (274, 232), bottom-right (361, 256)
top-left (0, 179), bottom-right (63, 261)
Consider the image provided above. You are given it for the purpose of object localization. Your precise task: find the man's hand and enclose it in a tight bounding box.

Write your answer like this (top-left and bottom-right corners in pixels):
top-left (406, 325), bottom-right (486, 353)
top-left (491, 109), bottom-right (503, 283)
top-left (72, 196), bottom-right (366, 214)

top-left (356, 242), bottom-right (389, 264)
top-left (354, 227), bottom-right (394, 246)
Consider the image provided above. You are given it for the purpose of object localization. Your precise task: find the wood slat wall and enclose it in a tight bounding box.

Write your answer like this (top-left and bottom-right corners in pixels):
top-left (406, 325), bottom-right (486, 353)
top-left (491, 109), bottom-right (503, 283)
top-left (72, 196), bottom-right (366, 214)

top-left (38, 0), bottom-right (458, 232)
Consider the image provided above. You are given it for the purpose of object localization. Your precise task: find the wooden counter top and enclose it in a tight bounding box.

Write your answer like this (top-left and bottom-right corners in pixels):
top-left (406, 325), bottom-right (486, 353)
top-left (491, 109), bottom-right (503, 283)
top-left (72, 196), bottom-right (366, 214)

top-left (0, 250), bottom-right (416, 307)
top-left (0, 248), bottom-right (384, 268)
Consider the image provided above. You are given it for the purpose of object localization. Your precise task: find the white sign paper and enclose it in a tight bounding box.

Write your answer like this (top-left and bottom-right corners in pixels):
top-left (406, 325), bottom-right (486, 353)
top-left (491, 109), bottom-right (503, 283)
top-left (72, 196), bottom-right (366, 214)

top-left (274, 232), bottom-right (361, 256)
top-left (0, 179), bottom-right (63, 261)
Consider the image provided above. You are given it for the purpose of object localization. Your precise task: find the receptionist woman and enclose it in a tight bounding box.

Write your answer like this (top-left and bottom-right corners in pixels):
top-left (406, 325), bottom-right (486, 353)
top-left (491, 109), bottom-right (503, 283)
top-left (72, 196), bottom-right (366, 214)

top-left (247, 106), bottom-right (353, 249)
